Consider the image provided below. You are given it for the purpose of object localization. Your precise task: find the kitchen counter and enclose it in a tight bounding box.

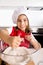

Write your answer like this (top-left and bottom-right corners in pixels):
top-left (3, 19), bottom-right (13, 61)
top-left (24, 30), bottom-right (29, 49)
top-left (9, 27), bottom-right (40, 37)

top-left (31, 48), bottom-right (43, 65)
top-left (26, 48), bottom-right (43, 65)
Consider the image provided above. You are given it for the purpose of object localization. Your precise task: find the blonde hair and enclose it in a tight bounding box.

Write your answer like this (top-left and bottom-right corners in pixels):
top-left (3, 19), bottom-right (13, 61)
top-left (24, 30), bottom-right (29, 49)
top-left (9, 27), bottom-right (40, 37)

top-left (25, 18), bottom-right (31, 33)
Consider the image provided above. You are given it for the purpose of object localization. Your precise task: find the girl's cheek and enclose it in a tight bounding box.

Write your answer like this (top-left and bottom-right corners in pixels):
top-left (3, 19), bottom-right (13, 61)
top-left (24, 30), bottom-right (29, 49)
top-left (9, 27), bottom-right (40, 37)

top-left (26, 21), bottom-right (28, 26)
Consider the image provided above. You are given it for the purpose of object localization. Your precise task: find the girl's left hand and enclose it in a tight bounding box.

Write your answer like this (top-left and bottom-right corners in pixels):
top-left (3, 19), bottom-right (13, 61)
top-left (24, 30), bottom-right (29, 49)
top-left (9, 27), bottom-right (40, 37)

top-left (25, 34), bottom-right (32, 42)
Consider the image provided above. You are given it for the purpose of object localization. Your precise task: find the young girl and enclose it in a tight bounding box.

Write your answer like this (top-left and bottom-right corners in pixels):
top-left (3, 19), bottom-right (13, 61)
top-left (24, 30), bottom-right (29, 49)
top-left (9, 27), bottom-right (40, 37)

top-left (0, 7), bottom-right (41, 50)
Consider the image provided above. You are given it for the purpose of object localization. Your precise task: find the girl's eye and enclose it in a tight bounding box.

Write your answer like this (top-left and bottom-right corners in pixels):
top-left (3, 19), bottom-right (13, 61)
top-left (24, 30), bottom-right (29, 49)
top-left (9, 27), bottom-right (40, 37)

top-left (18, 19), bottom-right (21, 22)
top-left (24, 19), bottom-right (26, 21)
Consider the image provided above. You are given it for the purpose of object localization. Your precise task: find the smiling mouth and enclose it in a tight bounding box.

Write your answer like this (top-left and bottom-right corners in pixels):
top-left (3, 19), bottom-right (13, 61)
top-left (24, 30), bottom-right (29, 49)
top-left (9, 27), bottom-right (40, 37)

top-left (21, 26), bottom-right (25, 28)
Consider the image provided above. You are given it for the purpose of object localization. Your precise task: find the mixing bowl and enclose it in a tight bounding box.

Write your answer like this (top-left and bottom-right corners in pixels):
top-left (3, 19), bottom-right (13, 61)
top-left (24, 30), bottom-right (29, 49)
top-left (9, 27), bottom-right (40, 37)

top-left (0, 46), bottom-right (37, 65)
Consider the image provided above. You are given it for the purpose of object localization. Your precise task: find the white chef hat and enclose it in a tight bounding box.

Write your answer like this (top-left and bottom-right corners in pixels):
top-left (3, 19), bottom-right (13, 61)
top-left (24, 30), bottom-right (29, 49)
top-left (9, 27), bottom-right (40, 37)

top-left (12, 7), bottom-right (29, 24)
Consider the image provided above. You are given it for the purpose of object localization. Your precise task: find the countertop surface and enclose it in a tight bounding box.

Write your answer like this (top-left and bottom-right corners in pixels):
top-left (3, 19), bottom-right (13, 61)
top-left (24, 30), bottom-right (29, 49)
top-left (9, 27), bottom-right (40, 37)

top-left (30, 48), bottom-right (43, 65)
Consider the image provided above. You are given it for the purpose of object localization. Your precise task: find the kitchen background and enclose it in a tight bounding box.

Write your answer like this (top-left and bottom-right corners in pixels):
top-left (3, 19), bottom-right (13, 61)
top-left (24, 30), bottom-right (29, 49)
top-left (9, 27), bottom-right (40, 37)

top-left (0, 7), bottom-right (43, 27)
top-left (0, 7), bottom-right (43, 47)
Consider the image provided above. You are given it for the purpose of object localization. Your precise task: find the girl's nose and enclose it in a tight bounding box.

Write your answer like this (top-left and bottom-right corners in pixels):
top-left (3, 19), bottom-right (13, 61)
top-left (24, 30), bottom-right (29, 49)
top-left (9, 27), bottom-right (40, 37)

top-left (21, 20), bottom-right (24, 25)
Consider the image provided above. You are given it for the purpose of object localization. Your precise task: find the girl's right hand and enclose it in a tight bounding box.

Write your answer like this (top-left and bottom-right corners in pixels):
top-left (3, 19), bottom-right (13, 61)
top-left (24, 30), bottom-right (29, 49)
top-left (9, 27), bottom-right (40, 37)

top-left (10, 36), bottom-right (24, 48)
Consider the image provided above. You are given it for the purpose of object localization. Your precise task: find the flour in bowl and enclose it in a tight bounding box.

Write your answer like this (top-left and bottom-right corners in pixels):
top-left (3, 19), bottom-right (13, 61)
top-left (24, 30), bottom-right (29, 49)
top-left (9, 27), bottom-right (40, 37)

top-left (1, 47), bottom-right (30, 65)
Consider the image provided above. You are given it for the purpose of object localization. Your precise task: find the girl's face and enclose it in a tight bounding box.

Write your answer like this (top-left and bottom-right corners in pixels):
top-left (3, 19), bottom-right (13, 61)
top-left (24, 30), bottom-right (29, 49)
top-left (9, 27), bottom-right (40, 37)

top-left (17, 14), bottom-right (28, 32)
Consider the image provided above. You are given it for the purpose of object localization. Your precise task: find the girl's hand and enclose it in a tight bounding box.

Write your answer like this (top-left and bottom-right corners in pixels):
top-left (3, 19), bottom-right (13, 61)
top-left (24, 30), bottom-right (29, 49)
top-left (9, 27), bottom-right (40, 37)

top-left (11, 36), bottom-right (24, 48)
top-left (25, 34), bottom-right (32, 42)
top-left (25, 34), bottom-right (41, 50)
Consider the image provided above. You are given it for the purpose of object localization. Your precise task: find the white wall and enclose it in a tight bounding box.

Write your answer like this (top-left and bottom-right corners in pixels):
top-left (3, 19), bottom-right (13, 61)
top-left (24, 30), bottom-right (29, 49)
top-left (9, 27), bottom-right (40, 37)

top-left (0, 0), bottom-right (43, 6)
top-left (0, 8), bottom-right (16, 27)
top-left (28, 10), bottom-right (43, 27)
